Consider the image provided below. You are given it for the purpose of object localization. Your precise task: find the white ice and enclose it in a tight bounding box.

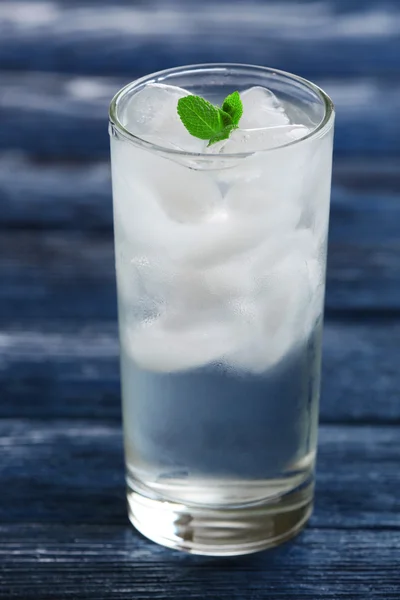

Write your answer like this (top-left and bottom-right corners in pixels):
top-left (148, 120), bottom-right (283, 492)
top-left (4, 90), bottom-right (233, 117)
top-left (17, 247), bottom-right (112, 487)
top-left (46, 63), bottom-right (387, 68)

top-left (224, 230), bottom-right (323, 373)
top-left (120, 228), bottom-right (322, 374)
top-left (121, 316), bottom-right (240, 373)
top-left (240, 86), bottom-right (290, 128)
top-left (124, 84), bottom-right (308, 157)
top-left (112, 82), bottom-right (323, 374)
top-left (112, 139), bottom-right (274, 269)
top-left (123, 83), bottom-right (206, 153)
top-left (218, 124), bottom-right (310, 155)
top-left (205, 85), bottom-right (309, 157)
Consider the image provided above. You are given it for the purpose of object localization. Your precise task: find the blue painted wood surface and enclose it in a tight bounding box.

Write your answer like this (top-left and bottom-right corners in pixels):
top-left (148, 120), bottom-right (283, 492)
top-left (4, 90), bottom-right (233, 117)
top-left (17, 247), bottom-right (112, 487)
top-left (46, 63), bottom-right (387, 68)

top-left (2, 1), bottom-right (400, 78)
top-left (0, 526), bottom-right (398, 600)
top-left (0, 0), bottom-right (399, 598)
top-left (1, 73), bottom-right (400, 156)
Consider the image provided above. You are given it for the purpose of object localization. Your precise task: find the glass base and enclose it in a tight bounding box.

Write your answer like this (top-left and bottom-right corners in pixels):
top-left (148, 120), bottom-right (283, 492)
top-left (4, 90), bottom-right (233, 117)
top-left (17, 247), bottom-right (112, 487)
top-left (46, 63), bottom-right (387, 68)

top-left (127, 479), bottom-right (313, 556)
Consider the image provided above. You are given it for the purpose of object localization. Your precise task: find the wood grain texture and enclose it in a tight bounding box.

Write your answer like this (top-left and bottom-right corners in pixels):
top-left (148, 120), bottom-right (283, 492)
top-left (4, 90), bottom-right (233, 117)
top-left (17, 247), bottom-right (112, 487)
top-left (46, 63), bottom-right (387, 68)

top-left (1, 73), bottom-right (400, 157)
top-left (0, 156), bottom-right (113, 230)
top-left (1, 0), bottom-right (400, 79)
top-left (0, 526), bottom-right (399, 600)
top-left (1, 231), bottom-right (399, 328)
top-left (0, 421), bottom-right (399, 529)
top-left (1, 0), bottom-right (400, 596)
top-left (1, 321), bottom-right (400, 423)
top-left (1, 156), bottom-right (400, 231)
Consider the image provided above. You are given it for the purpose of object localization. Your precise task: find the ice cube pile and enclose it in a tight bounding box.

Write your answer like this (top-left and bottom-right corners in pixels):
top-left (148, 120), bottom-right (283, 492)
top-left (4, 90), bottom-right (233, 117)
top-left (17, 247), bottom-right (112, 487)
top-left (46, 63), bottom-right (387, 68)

top-left (113, 84), bottom-right (330, 374)
top-left (122, 83), bottom-right (311, 155)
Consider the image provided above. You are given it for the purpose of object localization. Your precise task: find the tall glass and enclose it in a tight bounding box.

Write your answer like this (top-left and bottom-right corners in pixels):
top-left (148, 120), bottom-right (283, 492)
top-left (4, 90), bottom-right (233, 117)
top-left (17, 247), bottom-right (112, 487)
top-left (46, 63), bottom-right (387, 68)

top-left (109, 64), bottom-right (334, 556)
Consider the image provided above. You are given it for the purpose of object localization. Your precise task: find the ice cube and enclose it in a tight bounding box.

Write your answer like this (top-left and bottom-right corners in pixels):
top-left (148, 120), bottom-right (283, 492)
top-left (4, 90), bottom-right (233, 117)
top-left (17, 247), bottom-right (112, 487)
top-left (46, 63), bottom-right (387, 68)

top-left (123, 83), bottom-right (187, 134)
top-left (240, 85), bottom-right (322, 136)
top-left (116, 199), bottom-right (323, 375)
top-left (218, 128), bottom-right (312, 229)
top-left (122, 316), bottom-right (240, 373)
top-left (123, 83), bottom-right (205, 153)
top-left (161, 265), bottom-right (230, 320)
top-left (202, 231), bottom-right (298, 304)
top-left (220, 125), bottom-right (310, 154)
top-left (240, 86), bottom-right (291, 129)
top-left (112, 137), bottom-right (223, 230)
top-left (224, 230), bottom-right (322, 373)
top-left (112, 138), bottom-right (273, 268)
top-left (224, 178), bottom-right (302, 232)
top-left (204, 252), bottom-right (257, 301)
top-left (209, 129), bottom-right (314, 197)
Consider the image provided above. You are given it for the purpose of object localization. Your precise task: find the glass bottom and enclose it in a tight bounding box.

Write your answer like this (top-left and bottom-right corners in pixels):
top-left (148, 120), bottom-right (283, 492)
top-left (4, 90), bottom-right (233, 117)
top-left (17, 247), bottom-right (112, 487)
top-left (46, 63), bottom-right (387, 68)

top-left (127, 477), bottom-right (313, 556)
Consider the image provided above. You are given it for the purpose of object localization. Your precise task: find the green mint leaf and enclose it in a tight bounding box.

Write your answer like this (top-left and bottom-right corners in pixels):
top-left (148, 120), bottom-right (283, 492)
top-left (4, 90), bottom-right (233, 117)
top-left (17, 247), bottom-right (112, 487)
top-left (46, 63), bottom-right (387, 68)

top-left (220, 109), bottom-right (234, 128)
top-left (177, 96), bottom-right (224, 141)
top-left (177, 91), bottom-right (243, 146)
top-left (221, 91), bottom-right (243, 126)
top-left (207, 124), bottom-right (237, 147)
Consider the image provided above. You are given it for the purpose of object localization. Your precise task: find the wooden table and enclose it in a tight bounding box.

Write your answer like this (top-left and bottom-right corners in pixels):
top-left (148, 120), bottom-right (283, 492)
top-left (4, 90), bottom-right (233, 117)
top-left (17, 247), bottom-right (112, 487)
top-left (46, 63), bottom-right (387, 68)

top-left (1, 1), bottom-right (399, 597)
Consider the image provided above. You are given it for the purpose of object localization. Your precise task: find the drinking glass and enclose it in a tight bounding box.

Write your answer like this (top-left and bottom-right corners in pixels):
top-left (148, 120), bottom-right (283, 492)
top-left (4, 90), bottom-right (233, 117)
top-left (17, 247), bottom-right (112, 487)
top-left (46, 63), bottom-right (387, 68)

top-left (109, 64), bottom-right (334, 555)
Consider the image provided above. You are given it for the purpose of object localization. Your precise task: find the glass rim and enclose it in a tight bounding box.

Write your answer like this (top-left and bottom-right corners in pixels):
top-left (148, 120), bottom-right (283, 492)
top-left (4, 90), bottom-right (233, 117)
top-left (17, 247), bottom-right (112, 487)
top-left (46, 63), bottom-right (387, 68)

top-left (109, 63), bottom-right (335, 159)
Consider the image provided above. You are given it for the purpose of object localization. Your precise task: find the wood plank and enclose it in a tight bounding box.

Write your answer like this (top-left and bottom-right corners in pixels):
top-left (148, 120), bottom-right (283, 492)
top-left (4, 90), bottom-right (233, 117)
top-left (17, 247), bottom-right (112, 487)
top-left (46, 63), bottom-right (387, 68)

top-left (1, 158), bottom-right (399, 311)
top-left (1, 1), bottom-right (400, 79)
top-left (0, 156), bottom-right (113, 230)
top-left (0, 321), bottom-right (399, 423)
top-left (0, 421), bottom-right (398, 529)
top-left (0, 233), bottom-right (118, 322)
top-left (1, 231), bottom-right (399, 325)
top-left (1, 73), bottom-right (400, 157)
top-left (0, 525), bottom-right (399, 599)
top-left (1, 155), bottom-right (400, 231)
top-left (333, 158), bottom-right (400, 193)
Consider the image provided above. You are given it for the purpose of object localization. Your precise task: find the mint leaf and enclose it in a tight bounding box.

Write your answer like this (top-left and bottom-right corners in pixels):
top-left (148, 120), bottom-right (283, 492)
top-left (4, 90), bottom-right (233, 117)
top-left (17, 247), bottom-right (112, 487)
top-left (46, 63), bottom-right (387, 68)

top-left (207, 124), bottom-right (237, 147)
top-left (177, 96), bottom-right (224, 141)
top-left (177, 91), bottom-right (243, 146)
top-left (222, 91), bottom-right (243, 126)
top-left (220, 109), bottom-right (234, 128)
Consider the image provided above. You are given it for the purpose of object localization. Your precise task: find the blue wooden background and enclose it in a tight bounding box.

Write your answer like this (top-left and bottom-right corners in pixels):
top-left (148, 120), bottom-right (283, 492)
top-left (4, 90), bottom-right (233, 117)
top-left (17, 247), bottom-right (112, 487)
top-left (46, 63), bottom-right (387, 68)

top-left (0, 1), bottom-right (399, 598)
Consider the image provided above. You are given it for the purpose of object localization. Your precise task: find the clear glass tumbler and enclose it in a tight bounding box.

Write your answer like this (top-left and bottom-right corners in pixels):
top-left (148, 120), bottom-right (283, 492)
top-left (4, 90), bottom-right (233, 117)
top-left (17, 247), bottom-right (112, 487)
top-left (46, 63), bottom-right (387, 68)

top-left (109, 64), bottom-right (334, 556)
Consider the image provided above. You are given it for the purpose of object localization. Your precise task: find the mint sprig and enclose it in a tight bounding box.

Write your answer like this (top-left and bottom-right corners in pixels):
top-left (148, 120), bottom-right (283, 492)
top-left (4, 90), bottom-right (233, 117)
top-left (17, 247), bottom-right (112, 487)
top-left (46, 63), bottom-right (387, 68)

top-left (221, 91), bottom-right (243, 126)
top-left (177, 91), bottom-right (243, 147)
